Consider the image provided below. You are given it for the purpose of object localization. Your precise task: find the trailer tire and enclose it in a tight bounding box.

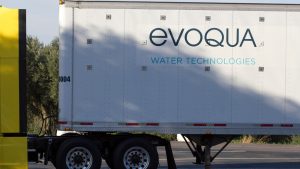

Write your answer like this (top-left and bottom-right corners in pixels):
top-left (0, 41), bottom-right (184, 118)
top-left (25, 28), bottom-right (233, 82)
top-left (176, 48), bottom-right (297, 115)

top-left (104, 151), bottom-right (115, 169)
top-left (56, 138), bottom-right (102, 169)
top-left (51, 159), bottom-right (57, 168)
top-left (105, 156), bottom-right (114, 169)
top-left (113, 138), bottom-right (158, 169)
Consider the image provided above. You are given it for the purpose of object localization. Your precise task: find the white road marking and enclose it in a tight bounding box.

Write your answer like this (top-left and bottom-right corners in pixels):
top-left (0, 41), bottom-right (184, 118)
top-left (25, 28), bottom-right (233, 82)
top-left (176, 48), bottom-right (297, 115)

top-left (216, 157), bottom-right (300, 160)
top-left (213, 150), bottom-right (247, 153)
top-left (160, 157), bottom-right (300, 161)
top-left (159, 150), bottom-right (247, 153)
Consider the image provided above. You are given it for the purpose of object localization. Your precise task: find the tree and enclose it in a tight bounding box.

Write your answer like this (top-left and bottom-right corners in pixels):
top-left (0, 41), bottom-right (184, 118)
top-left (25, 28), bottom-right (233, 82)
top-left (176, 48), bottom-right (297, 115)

top-left (26, 36), bottom-right (58, 135)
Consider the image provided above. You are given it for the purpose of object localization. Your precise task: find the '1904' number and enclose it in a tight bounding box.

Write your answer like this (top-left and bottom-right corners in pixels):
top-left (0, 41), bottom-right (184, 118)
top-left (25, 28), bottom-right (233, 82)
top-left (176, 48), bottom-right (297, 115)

top-left (59, 76), bottom-right (71, 82)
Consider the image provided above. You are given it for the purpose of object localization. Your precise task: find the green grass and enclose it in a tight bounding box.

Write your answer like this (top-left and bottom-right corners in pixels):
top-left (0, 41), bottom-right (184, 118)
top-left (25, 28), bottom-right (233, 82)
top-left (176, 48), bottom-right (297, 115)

top-left (290, 136), bottom-right (300, 145)
top-left (232, 135), bottom-right (300, 145)
top-left (148, 133), bottom-right (177, 141)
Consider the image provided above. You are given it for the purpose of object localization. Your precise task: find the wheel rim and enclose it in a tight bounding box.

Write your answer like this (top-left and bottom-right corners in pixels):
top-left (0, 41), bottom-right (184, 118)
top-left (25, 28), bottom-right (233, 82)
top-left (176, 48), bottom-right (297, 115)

top-left (66, 146), bottom-right (93, 169)
top-left (123, 146), bottom-right (150, 169)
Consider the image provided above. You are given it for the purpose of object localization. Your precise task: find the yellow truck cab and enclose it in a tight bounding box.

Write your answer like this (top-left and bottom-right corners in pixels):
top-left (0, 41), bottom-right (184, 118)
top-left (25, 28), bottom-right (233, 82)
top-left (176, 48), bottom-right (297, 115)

top-left (0, 6), bottom-right (27, 169)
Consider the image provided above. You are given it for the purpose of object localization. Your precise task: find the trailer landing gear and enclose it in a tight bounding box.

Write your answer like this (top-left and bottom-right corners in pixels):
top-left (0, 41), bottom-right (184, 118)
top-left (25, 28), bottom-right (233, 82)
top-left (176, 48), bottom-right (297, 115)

top-left (165, 140), bottom-right (177, 169)
top-left (182, 134), bottom-right (236, 169)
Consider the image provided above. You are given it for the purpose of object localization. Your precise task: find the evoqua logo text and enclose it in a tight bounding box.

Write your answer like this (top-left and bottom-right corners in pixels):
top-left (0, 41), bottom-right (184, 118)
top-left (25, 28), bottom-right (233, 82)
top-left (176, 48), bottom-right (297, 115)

top-left (149, 28), bottom-right (257, 47)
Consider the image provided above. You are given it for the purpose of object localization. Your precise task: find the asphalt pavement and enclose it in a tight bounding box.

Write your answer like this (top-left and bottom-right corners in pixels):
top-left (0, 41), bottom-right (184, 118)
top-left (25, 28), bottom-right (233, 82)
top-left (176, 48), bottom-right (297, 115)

top-left (29, 141), bottom-right (300, 169)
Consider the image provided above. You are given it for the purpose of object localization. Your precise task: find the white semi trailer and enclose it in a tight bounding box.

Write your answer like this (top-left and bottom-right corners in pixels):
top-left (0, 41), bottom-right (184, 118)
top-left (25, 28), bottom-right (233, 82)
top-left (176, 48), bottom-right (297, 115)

top-left (29, 0), bottom-right (300, 169)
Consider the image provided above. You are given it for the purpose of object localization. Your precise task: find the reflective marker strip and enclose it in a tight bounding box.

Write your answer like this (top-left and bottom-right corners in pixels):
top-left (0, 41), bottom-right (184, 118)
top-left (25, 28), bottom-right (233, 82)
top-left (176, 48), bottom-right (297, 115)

top-left (281, 124), bottom-right (293, 127)
top-left (58, 121), bottom-right (68, 125)
top-left (260, 124), bottom-right (294, 127)
top-left (146, 123), bottom-right (159, 126)
top-left (260, 124), bottom-right (274, 127)
top-left (66, 122), bottom-right (295, 128)
top-left (79, 122), bottom-right (93, 126)
top-left (193, 123), bottom-right (207, 126)
top-left (126, 123), bottom-right (140, 126)
top-left (214, 124), bottom-right (227, 127)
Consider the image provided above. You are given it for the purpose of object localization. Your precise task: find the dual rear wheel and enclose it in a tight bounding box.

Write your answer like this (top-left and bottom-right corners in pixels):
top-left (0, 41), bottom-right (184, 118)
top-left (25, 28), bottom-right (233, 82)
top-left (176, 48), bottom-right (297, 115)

top-left (55, 138), bottom-right (158, 169)
top-left (111, 138), bottom-right (159, 169)
top-left (56, 138), bottom-right (102, 169)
